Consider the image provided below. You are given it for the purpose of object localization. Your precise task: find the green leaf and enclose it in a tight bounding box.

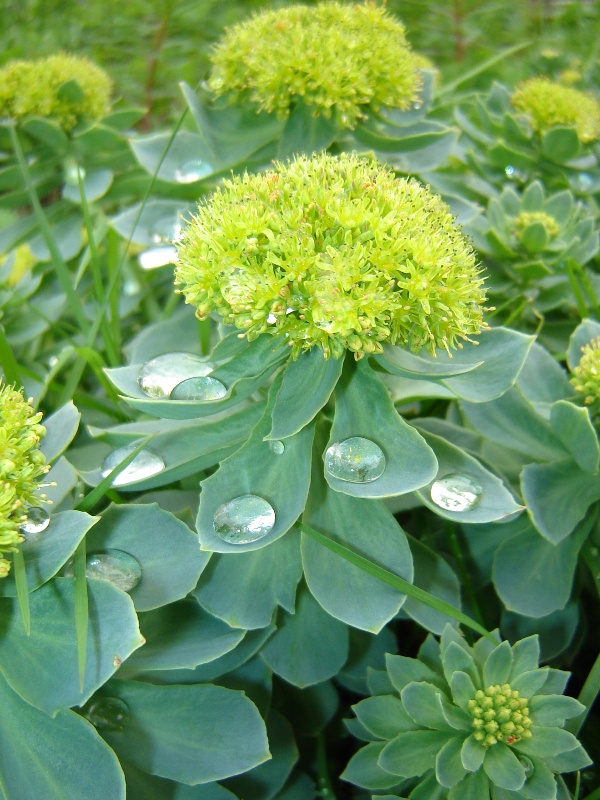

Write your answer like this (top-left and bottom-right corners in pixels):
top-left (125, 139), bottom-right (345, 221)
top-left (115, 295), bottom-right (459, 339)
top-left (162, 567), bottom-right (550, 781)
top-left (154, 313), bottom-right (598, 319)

top-left (452, 672), bottom-right (478, 712)
top-left (448, 769), bottom-right (490, 800)
top-left (193, 533), bottom-right (302, 630)
top-left (521, 458), bottom-right (600, 543)
top-left (39, 401), bottom-right (80, 463)
top-left (85, 504), bottom-right (208, 611)
top-left (436, 736), bottom-right (468, 788)
top-left (324, 360), bottom-right (437, 498)
top-left (0, 578), bottom-right (143, 715)
top-left (379, 730), bottom-right (455, 777)
top-left (529, 695), bottom-right (585, 726)
top-left (21, 116), bottom-right (69, 150)
top-left (401, 682), bottom-right (453, 730)
top-left (503, 606), bottom-right (578, 663)
top-left (260, 586), bottom-right (349, 687)
top-left (541, 126), bottom-right (580, 164)
top-left (29, 213), bottom-right (84, 263)
top-left (519, 222), bottom-right (549, 255)
top-left (339, 627), bottom-right (397, 694)
top-left (549, 400), bottom-right (600, 474)
top-left (109, 199), bottom-right (193, 247)
top-left (267, 348), bottom-right (343, 440)
top-left (302, 459), bottom-right (413, 631)
top-left (510, 637), bottom-right (541, 679)
top-left (101, 679), bottom-right (270, 784)
top-left (443, 644), bottom-right (479, 690)
top-left (386, 654), bottom-right (446, 694)
top-left (353, 695), bottom-right (418, 739)
top-left (62, 168), bottom-right (113, 204)
top-left (483, 642), bottom-right (513, 686)
top-left (543, 744), bottom-right (592, 774)
top-left (0, 672), bottom-right (126, 800)
top-left (461, 734), bottom-right (486, 772)
top-left (415, 429), bottom-right (522, 523)
top-left (279, 681), bottom-right (338, 736)
top-left (521, 182), bottom-right (545, 211)
top-left (566, 318), bottom-right (600, 371)
top-left (178, 82), bottom-right (217, 158)
top-left (514, 726), bottom-right (580, 758)
top-left (516, 342), bottom-right (573, 409)
top-left (277, 99), bottom-right (338, 158)
top-left (493, 514), bottom-right (591, 617)
top-left (353, 118), bottom-right (454, 154)
top-left (130, 131), bottom-right (217, 183)
top-left (340, 742), bottom-right (400, 790)
top-left (121, 600), bottom-right (245, 672)
top-left (483, 743), bottom-right (525, 791)
top-left (125, 306), bottom-right (201, 364)
top-left (519, 757), bottom-right (558, 800)
top-left (122, 760), bottom-right (239, 800)
top-left (376, 345), bottom-right (483, 380)
top-left (57, 78), bottom-right (85, 103)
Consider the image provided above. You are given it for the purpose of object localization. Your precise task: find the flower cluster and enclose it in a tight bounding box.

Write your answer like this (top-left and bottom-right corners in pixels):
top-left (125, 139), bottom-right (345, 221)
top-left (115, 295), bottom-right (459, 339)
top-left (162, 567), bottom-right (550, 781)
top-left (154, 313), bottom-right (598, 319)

top-left (0, 384), bottom-right (48, 576)
top-left (175, 153), bottom-right (487, 359)
top-left (343, 627), bottom-right (590, 798)
top-left (207, 1), bottom-right (421, 128)
top-left (513, 211), bottom-right (559, 239)
top-left (571, 336), bottom-right (600, 404)
top-left (511, 77), bottom-right (600, 143)
top-left (0, 53), bottom-right (112, 132)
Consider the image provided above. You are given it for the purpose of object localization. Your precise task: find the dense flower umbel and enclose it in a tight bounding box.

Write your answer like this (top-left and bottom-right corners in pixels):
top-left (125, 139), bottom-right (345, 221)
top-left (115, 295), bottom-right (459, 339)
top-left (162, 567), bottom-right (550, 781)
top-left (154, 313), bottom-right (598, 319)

top-left (342, 627), bottom-right (591, 798)
top-left (571, 336), bottom-right (600, 404)
top-left (175, 153), bottom-right (486, 359)
top-left (511, 77), bottom-right (600, 143)
top-left (513, 211), bottom-right (559, 239)
top-left (207, 1), bottom-right (421, 128)
top-left (0, 385), bottom-right (48, 577)
top-left (0, 53), bottom-right (112, 132)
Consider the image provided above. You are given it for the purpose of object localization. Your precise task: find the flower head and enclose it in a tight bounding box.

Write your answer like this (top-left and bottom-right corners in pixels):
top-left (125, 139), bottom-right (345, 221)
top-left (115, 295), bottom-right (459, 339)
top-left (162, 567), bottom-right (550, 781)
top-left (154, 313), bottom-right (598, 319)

top-left (513, 211), bottom-right (559, 239)
top-left (0, 384), bottom-right (48, 576)
top-left (571, 336), bottom-right (600, 403)
top-left (343, 627), bottom-right (590, 797)
top-left (511, 77), bottom-right (600, 143)
top-left (0, 53), bottom-right (112, 131)
top-left (175, 153), bottom-right (487, 359)
top-left (208, 1), bottom-right (421, 128)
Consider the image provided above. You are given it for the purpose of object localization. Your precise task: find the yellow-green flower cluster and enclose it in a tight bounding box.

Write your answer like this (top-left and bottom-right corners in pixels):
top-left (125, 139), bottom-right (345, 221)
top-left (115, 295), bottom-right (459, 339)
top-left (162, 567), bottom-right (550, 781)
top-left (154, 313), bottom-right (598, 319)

top-left (0, 53), bottom-right (112, 132)
top-left (0, 384), bottom-right (47, 577)
top-left (208, 1), bottom-right (421, 128)
top-left (571, 336), bottom-right (600, 404)
top-left (468, 684), bottom-right (532, 748)
top-left (511, 77), bottom-right (600, 144)
top-left (175, 152), bottom-right (487, 359)
top-left (513, 211), bottom-right (560, 239)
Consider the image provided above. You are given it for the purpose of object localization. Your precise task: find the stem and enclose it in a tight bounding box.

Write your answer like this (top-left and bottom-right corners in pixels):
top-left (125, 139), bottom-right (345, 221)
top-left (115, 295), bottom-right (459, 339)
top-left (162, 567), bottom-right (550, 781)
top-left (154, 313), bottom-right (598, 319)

top-left (13, 547), bottom-right (30, 635)
top-left (199, 318), bottom-right (211, 356)
top-left (452, 0), bottom-right (466, 62)
top-left (444, 521), bottom-right (485, 627)
top-left (141, 0), bottom-right (175, 129)
top-left (566, 260), bottom-right (591, 319)
top-left (317, 733), bottom-right (336, 800)
top-left (568, 649), bottom-right (600, 736)
top-left (0, 324), bottom-right (22, 388)
top-left (73, 538), bottom-right (88, 692)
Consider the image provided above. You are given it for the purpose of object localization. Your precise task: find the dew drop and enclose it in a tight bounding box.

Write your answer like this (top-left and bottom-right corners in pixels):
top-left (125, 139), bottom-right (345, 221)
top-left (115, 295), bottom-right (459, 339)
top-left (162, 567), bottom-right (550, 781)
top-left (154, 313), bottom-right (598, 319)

top-left (139, 352), bottom-right (215, 398)
top-left (213, 495), bottom-right (276, 544)
top-left (430, 473), bottom-right (482, 512)
top-left (270, 440), bottom-right (285, 455)
top-left (85, 550), bottom-right (142, 592)
top-left (138, 245), bottom-right (178, 270)
top-left (170, 375), bottom-right (227, 401)
top-left (324, 437), bottom-right (386, 483)
top-left (575, 172), bottom-right (593, 192)
top-left (87, 697), bottom-right (129, 731)
top-left (266, 313), bottom-right (277, 324)
top-left (64, 163), bottom-right (86, 186)
top-left (150, 217), bottom-right (183, 244)
top-left (504, 165), bottom-right (524, 182)
top-left (19, 507), bottom-right (50, 535)
top-left (175, 159), bottom-right (213, 183)
top-left (101, 445), bottom-right (165, 486)
top-left (123, 278), bottom-right (141, 296)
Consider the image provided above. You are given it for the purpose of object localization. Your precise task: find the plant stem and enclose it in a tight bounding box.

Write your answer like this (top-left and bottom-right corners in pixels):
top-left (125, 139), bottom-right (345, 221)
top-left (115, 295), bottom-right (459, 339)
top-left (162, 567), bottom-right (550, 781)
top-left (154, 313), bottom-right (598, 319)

top-left (317, 733), bottom-right (336, 800)
top-left (568, 649), bottom-right (600, 736)
top-left (0, 324), bottom-right (22, 388)
top-left (444, 521), bottom-right (485, 627)
top-left (13, 547), bottom-right (30, 635)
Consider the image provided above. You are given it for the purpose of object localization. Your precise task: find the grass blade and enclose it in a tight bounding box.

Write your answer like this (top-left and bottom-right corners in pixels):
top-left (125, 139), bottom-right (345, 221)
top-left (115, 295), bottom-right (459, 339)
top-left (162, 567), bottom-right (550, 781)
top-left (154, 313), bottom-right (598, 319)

top-left (0, 325), bottom-right (22, 388)
top-left (298, 522), bottom-right (497, 643)
top-left (436, 42), bottom-right (530, 99)
top-left (73, 538), bottom-right (88, 692)
top-left (12, 547), bottom-right (30, 635)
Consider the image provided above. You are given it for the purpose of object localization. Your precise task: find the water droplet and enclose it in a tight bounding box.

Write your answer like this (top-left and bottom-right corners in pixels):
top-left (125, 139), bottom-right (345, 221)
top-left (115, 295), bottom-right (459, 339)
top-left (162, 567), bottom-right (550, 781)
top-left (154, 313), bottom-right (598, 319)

top-left (504, 165), bottom-right (524, 182)
top-left (175, 159), bottom-right (213, 183)
top-left (138, 245), bottom-right (178, 270)
top-left (85, 550), bottom-right (142, 592)
top-left (267, 313), bottom-right (277, 324)
top-left (324, 437), bottom-right (386, 483)
top-left (270, 440), bottom-right (285, 455)
top-left (19, 507), bottom-right (50, 535)
top-left (47, 355), bottom-right (59, 368)
top-left (64, 163), bottom-right (86, 186)
top-left (430, 473), bottom-right (482, 512)
top-left (518, 756), bottom-right (534, 777)
top-left (412, 100), bottom-right (423, 110)
top-left (123, 278), bottom-right (141, 296)
top-left (87, 697), bottom-right (129, 731)
top-left (575, 172), bottom-right (593, 192)
top-left (150, 217), bottom-right (182, 244)
top-left (170, 376), bottom-right (227, 401)
top-left (213, 495), bottom-right (276, 544)
top-left (139, 352), bottom-right (215, 398)
top-left (101, 445), bottom-right (165, 487)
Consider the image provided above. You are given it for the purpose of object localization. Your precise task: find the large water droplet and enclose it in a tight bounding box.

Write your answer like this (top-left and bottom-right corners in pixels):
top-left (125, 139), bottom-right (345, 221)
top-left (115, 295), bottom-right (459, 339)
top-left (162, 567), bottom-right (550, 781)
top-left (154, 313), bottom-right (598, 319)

top-left (213, 495), bottom-right (276, 544)
top-left (87, 697), bottom-right (129, 731)
top-left (139, 352), bottom-right (215, 398)
top-left (430, 473), bottom-right (482, 512)
top-left (170, 376), bottom-right (227, 401)
top-left (101, 445), bottom-right (165, 486)
top-left (19, 507), bottom-right (50, 535)
top-left (64, 163), bottom-right (86, 186)
top-left (150, 217), bottom-right (183, 244)
top-left (138, 245), bottom-right (178, 270)
top-left (85, 550), bottom-right (142, 592)
top-left (270, 440), bottom-right (285, 455)
top-left (324, 437), bottom-right (386, 483)
top-left (175, 159), bottom-right (213, 183)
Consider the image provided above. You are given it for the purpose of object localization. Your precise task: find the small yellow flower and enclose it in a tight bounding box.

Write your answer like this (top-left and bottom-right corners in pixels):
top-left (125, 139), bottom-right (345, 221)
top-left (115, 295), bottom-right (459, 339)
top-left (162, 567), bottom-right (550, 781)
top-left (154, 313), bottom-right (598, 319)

top-left (0, 53), bottom-right (112, 132)
top-left (208, 1), bottom-right (421, 128)
top-left (468, 684), bottom-right (532, 747)
top-left (571, 336), bottom-right (600, 404)
top-left (175, 152), bottom-right (487, 359)
top-left (513, 211), bottom-right (560, 239)
top-left (511, 77), bottom-right (600, 143)
top-left (0, 384), bottom-right (48, 575)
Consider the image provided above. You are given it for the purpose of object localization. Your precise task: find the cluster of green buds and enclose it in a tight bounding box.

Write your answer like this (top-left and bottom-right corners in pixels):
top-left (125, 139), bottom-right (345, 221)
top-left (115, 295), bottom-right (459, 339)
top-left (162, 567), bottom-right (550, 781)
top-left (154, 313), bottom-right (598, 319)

top-left (343, 626), bottom-right (590, 798)
top-left (0, 384), bottom-right (48, 576)
top-left (570, 336), bottom-right (600, 404)
top-left (175, 152), bottom-right (487, 360)
top-left (511, 77), bottom-right (600, 144)
top-left (208, 1), bottom-right (422, 128)
top-left (470, 180), bottom-right (598, 282)
top-left (0, 53), bottom-right (112, 131)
